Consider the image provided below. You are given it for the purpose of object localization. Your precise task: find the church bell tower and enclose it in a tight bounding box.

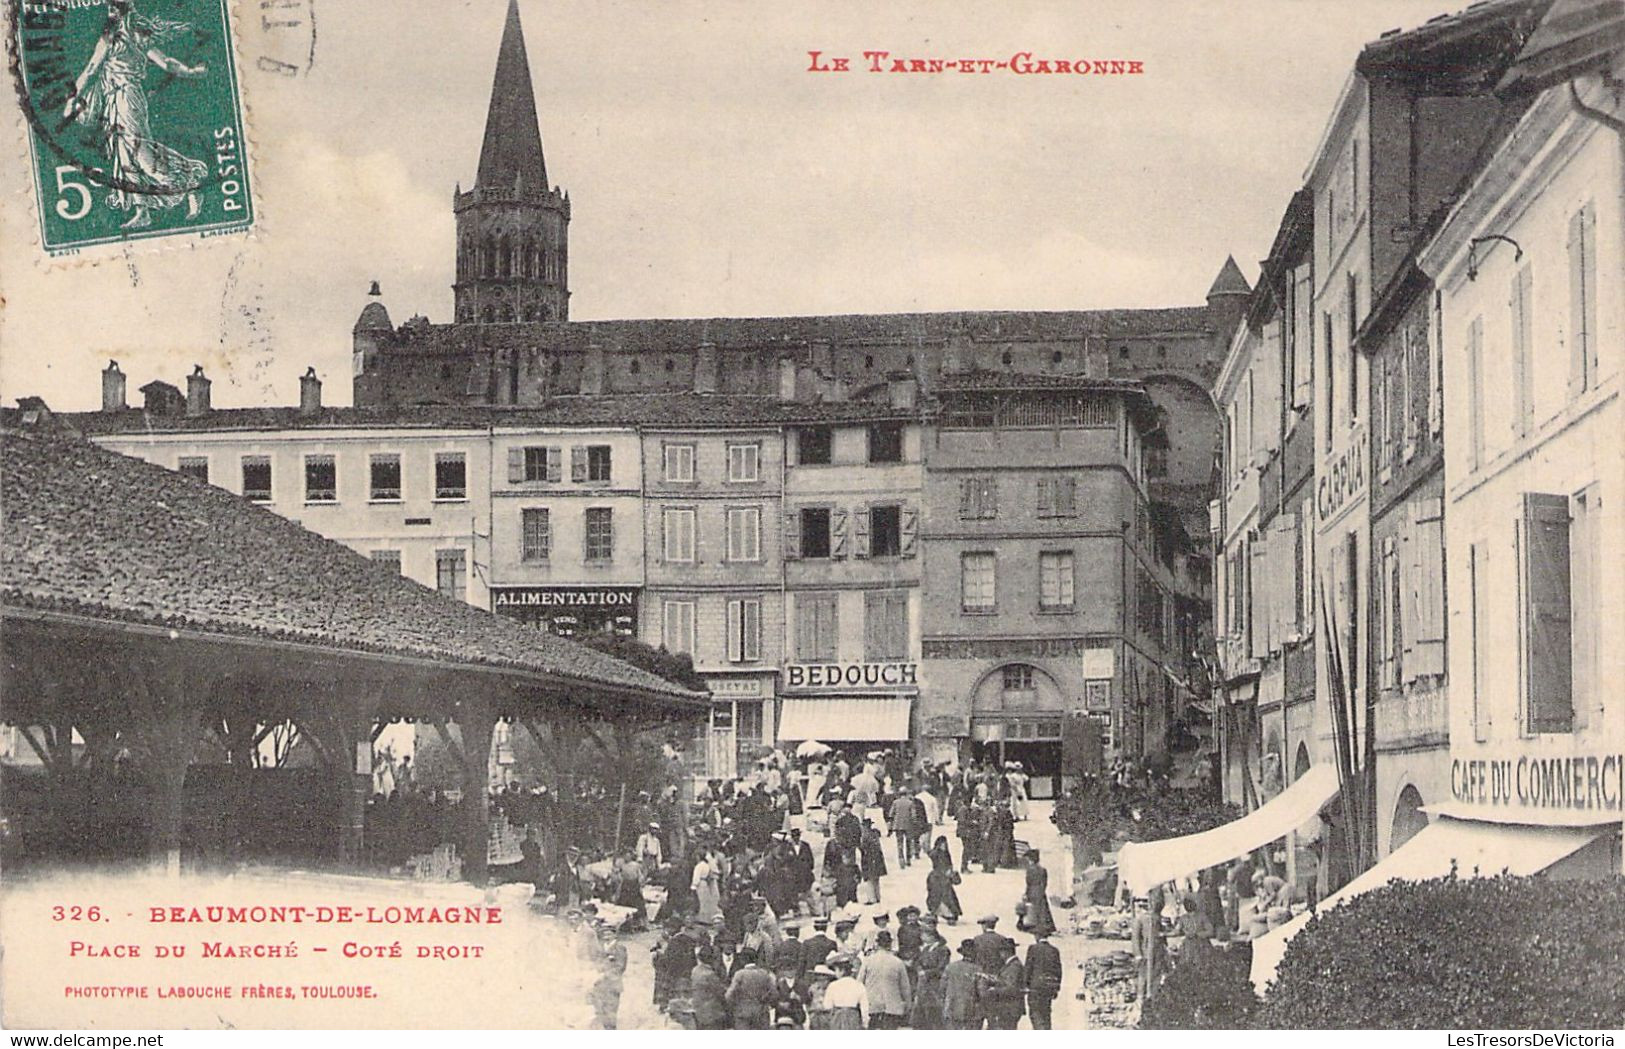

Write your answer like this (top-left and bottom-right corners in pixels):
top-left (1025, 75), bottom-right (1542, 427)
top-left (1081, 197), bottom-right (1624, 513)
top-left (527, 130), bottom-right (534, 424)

top-left (453, 0), bottom-right (569, 324)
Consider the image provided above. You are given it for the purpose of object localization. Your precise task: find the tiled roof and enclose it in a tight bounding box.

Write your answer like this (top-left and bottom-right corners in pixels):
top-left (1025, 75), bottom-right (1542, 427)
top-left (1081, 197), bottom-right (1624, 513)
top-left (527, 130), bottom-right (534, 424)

top-left (58, 394), bottom-right (923, 436)
top-left (1359, 0), bottom-right (1552, 84)
top-left (0, 428), bottom-right (701, 704)
top-left (369, 307), bottom-right (1212, 356)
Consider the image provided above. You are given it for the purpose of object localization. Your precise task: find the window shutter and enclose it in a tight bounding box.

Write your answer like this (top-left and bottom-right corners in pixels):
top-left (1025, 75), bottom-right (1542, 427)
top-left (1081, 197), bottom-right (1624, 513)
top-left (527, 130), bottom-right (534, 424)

top-left (1429, 292), bottom-right (1445, 438)
top-left (900, 505), bottom-right (918, 558)
top-left (1250, 539), bottom-right (1269, 660)
top-left (864, 594), bottom-right (882, 659)
top-left (1037, 478), bottom-right (1054, 517)
top-left (1581, 204), bottom-right (1599, 389)
top-left (1511, 265), bottom-right (1533, 438)
top-left (830, 507), bottom-right (848, 558)
top-left (507, 447), bottom-right (525, 484)
top-left (546, 447), bottom-right (562, 483)
top-left (1567, 203), bottom-right (1598, 397)
top-left (1299, 510), bottom-right (1314, 639)
top-left (854, 506), bottom-right (871, 559)
top-left (959, 479), bottom-right (975, 517)
top-left (1413, 497), bottom-right (1446, 677)
top-left (1061, 477), bottom-right (1078, 515)
top-left (784, 511), bottom-right (801, 560)
top-left (570, 446), bottom-right (587, 482)
top-left (989, 478), bottom-right (999, 517)
top-left (1293, 265), bottom-right (1315, 408)
top-left (727, 600), bottom-right (743, 662)
top-left (1522, 493), bottom-right (1574, 733)
top-left (744, 600), bottom-right (761, 661)
top-left (820, 598), bottom-right (838, 659)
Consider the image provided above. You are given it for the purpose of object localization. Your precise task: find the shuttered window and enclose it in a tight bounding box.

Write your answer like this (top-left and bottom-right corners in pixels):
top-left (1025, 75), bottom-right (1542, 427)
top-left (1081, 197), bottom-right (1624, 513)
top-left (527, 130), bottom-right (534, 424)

top-left (961, 552), bottom-right (996, 612)
top-left (795, 594), bottom-right (838, 661)
top-left (1037, 476), bottom-right (1078, 518)
top-left (864, 591), bottom-right (909, 660)
top-left (584, 507), bottom-right (614, 561)
top-left (726, 506), bottom-right (761, 562)
top-left (727, 598), bottom-right (762, 662)
top-left (1039, 551), bottom-right (1074, 611)
top-left (1467, 316), bottom-right (1485, 471)
top-left (664, 507), bottom-right (696, 563)
top-left (510, 446), bottom-right (562, 484)
top-left (663, 443), bottom-right (695, 482)
top-left (435, 549), bottom-right (466, 603)
top-left (960, 477), bottom-right (998, 519)
top-left (1568, 202), bottom-right (1598, 398)
top-left (726, 443), bottom-right (760, 483)
top-left (1510, 264), bottom-right (1534, 439)
top-left (1521, 493), bottom-right (1573, 734)
top-left (663, 600), bottom-right (696, 655)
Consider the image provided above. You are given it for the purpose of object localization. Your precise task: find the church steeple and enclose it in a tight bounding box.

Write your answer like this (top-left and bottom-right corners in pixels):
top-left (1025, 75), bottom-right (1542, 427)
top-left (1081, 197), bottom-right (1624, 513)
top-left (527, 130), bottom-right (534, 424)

top-left (476, 0), bottom-right (548, 193)
top-left (453, 0), bottom-right (570, 327)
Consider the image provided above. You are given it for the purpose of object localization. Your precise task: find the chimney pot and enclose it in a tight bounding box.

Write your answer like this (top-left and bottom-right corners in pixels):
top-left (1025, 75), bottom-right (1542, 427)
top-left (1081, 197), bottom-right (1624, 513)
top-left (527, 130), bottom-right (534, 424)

top-left (101, 360), bottom-right (126, 412)
top-left (185, 366), bottom-right (211, 417)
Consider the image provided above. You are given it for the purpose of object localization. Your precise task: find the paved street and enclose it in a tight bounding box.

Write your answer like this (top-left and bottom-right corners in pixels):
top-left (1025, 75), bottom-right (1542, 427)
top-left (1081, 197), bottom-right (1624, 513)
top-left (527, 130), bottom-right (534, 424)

top-left (618, 800), bottom-right (1118, 1030)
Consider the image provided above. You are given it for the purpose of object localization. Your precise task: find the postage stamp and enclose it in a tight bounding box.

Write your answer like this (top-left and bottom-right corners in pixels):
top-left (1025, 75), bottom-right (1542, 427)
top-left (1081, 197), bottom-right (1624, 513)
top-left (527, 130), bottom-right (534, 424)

top-left (8, 0), bottom-right (253, 255)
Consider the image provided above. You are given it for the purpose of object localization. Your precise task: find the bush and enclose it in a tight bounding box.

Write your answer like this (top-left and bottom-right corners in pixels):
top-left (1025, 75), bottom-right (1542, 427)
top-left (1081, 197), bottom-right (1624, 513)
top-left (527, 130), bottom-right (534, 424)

top-left (1139, 942), bottom-right (1257, 1030)
top-left (1053, 776), bottom-right (1242, 865)
top-left (1256, 874), bottom-right (1625, 1029)
top-left (577, 633), bottom-right (708, 692)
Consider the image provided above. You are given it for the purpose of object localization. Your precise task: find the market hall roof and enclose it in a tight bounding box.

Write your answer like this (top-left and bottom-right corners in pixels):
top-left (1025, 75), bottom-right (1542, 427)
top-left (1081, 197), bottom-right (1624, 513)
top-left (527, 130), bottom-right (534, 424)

top-left (0, 427), bottom-right (702, 706)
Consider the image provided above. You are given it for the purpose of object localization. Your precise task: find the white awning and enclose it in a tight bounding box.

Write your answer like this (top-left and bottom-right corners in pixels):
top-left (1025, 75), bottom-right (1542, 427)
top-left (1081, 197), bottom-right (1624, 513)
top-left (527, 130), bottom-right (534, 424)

top-left (1116, 764), bottom-right (1340, 897)
top-left (1249, 817), bottom-right (1613, 991)
top-left (776, 698), bottom-right (912, 742)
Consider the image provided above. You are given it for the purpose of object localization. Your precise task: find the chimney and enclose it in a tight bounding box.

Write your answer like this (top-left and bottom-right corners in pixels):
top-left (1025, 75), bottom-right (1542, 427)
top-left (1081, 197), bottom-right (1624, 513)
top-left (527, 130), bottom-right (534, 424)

top-left (300, 366), bottom-right (322, 416)
top-left (777, 357), bottom-right (797, 402)
top-left (101, 360), bottom-right (126, 412)
top-left (694, 341), bottom-right (718, 395)
top-left (887, 374), bottom-right (918, 410)
top-left (185, 365), bottom-right (211, 416)
top-left (581, 341), bottom-right (606, 396)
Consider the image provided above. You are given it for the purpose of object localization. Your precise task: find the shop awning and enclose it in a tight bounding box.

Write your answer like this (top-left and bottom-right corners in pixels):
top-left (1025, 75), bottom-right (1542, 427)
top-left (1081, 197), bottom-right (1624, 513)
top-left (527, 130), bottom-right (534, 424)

top-left (1116, 764), bottom-right (1340, 896)
top-left (777, 697), bottom-right (912, 742)
top-left (1249, 817), bottom-right (1613, 991)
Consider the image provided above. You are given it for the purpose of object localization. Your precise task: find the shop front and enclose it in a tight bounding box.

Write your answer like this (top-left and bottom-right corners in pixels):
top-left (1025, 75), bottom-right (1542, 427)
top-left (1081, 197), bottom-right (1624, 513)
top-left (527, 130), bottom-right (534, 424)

top-left (697, 673), bottom-right (778, 783)
top-left (491, 585), bottom-right (639, 638)
top-left (774, 660), bottom-right (917, 758)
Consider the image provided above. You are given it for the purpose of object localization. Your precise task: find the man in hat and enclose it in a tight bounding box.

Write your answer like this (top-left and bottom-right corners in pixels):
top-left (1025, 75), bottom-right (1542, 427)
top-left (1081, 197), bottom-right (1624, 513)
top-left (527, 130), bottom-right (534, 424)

top-left (955, 796), bottom-right (982, 874)
top-left (769, 919), bottom-right (807, 984)
top-left (803, 916), bottom-right (837, 970)
top-left (858, 819), bottom-right (887, 905)
top-left (910, 916), bottom-right (950, 1030)
top-left (983, 937), bottom-right (1027, 1030)
top-left (690, 943), bottom-right (730, 1029)
top-left (724, 947), bottom-right (776, 1029)
top-left (789, 827), bottom-right (815, 907)
top-left (635, 821), bottom-right (664, 870)
top-left (888, 784), bottom-right (920, 868)
top-left (1024, 927), bottom-right (1063, 1030)
top-left (896, 906), bottom-right (924, 966)
top-left (973, 915), bottom-right (1007, 973)
top-left (942, 939), bottom-right (982, 1030)
top-left (860, 929), bottom-right (912, 1029)
top-left (589, 923), bottom-right (628, 1030)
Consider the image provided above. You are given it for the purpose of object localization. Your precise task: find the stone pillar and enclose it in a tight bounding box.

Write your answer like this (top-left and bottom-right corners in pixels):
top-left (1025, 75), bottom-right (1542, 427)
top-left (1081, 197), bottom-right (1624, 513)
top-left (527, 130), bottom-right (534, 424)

top-left (458, 693), bottom-right (497, 885)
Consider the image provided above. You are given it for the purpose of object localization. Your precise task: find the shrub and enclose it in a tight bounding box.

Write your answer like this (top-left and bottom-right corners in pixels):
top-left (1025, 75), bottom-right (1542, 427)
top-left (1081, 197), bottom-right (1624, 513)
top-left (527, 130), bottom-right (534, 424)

top-left (577, 632), bottom-right (708, 692)
top-left (1256, 874), bottom-right (1625, 1029)
top-left (1139, 942), bottom-right (1257, 1030)
top-left (1053, 776), bottom-right (1242, 865)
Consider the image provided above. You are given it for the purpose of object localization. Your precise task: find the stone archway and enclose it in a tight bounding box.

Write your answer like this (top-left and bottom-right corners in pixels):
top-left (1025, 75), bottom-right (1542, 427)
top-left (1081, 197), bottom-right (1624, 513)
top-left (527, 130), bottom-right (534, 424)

top-left (1391, 784), bottom-right (1427, 851)
top-left (1293, 741), bottom-right (1311, 780)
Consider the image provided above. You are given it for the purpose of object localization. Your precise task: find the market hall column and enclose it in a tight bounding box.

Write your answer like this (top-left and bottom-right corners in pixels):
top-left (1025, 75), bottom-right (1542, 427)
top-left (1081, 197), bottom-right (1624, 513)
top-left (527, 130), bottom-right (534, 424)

top-left (457, 689), bottom-right (498, 886)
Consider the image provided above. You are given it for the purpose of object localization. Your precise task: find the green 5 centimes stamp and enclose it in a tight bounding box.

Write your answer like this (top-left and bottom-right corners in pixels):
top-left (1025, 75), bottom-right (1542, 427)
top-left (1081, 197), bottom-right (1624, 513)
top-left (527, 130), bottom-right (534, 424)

top-left (10, 0), bottom-right (253, 254)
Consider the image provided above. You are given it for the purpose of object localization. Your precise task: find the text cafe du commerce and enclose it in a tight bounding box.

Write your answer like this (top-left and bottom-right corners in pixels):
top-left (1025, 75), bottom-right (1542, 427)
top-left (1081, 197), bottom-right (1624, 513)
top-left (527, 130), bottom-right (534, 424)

top-left (775, 661), bottom-right (920, 749)
top-left (490, 586), bottom-right (639, 638)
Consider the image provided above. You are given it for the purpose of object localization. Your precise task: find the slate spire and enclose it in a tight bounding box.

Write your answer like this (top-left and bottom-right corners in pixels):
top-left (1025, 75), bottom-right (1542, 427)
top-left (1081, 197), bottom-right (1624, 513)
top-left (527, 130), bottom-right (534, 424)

top-left (475, 0), bottom-right (548, 192)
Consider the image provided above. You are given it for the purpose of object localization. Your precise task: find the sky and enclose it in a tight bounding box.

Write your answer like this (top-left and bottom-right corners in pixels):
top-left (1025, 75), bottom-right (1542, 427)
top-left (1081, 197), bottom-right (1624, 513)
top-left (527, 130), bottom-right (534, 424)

top-left (0, 0), bottom-right (1472, 410)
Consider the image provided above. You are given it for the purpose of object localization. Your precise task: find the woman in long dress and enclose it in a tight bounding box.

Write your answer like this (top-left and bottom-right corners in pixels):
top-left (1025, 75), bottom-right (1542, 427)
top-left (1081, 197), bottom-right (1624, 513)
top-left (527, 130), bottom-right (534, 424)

top-left (925, 836), bottom-right (963, 923)
top-left (65, 4), bottom-right (209, 229)
top-left (692, 850), bottom-right (723, 923)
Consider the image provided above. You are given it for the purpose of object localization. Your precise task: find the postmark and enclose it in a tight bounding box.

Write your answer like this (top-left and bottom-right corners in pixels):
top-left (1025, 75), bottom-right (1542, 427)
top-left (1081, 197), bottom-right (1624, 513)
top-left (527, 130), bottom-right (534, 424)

top-left (8, 0), bottom-right (253, 255)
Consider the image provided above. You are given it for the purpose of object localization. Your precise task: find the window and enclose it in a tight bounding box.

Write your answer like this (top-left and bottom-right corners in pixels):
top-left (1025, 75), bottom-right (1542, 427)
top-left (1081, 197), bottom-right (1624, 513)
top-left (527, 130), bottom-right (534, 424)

top-left (370, 454), bottom-right (402, 501)
top-left (727, 598), bottom-right (762, 662)
top-left (1511, 264), bottom-right (1534, 438)
top-left (799, 507), bottom-right (832, 559)
top-left (868, 423), bottom-right (903, 463)
top-left (1002, 665), bottom-right (1035, 692)
top-left (663, 443), bottom-right (695, 483)
top-left (303, 454), bottom-right (336, 503)
top-left (1568, 203), bottom-right (1599, 397)
top-left (864, 591), bottom-right (909, 660)
top-left (521, 508), bottom-right (551, 562)
top-left (177, 456), bottom-right (208, 484)
top-left (726, 506), bottom-right (761, 562)
top-left (795, 594), bottom-right (839, 661)
top-left (571, 445), bottom-right (612, 483)
top-left (241, 456), bottom-right (272, 502)
top-left (435, 549), bottom-right (467, 603)
top-left (434, 453), bottom-right (467, 500)
top-left (959, 477), bottom-right (998, 519)
top-left (584, 507), bottom-right (614, 561)
top-left (1570, 487), bottom-right (1599, 730)
top-left (1039, 551), bottom-right (1075, 611)
top-left (726, 443), bottom-right (760, 483)
top-left (369, 549), bottom-right (401, 573)
top-left (1521, 493), bottom-right (1573, 734)
top-left (961, 552), bottom-right (996, 612)
top-left (868, 504), bottom-right (902, 557)
top-left (663, 507), bottom-right (696, 563)
top-left (1036, 476), bottom-right (1078, 517)
top-left (512, 445), bottom-right (561, 484)
top-left (663, 599), bottom-right (696, 655)
top-left (1470, 542), bottom-right (1487, 742)
top-left (798, 426), bottom-right (832, 465)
